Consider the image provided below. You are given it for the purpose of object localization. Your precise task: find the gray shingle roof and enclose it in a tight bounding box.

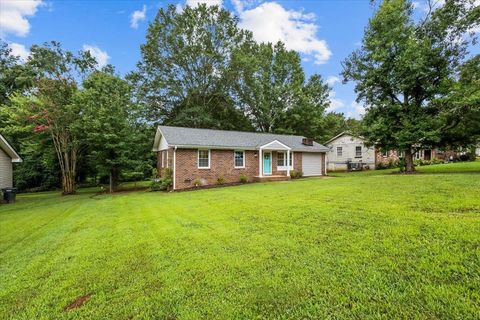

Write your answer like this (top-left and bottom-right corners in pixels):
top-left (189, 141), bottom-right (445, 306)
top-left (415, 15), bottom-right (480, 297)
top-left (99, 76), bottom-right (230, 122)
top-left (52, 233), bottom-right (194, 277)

top-left (157, 126), bottom-right (329, 152)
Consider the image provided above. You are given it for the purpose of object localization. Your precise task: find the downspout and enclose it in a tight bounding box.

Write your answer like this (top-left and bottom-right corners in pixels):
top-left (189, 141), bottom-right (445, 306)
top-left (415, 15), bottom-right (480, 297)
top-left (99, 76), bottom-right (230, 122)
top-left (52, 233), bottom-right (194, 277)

top-left (324, 152), bottom-right (327, 176)
top-left (173, 146), bottom-right (177, 190)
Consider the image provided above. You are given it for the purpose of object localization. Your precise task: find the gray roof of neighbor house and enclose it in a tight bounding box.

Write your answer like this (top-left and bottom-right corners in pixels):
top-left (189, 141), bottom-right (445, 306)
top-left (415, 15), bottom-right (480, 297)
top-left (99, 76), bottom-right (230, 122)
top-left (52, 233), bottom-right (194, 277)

top-left (154, 126), bottom-right (329, 152)
top-left (0, 133), bottom-right (22, 162)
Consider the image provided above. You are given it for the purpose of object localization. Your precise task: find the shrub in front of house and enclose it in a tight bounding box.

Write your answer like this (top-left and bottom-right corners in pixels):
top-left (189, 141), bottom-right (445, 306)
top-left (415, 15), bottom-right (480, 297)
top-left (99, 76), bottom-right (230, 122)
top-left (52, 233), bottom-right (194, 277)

top-left (216, 176), bottom-right (225, 185)
top-left (239, 174), bottom-right (248, 184)
top-left (290, 170), bottom-right (303, 179)
top-left (150, 168), bottom-right (173, 191)
top-left (193, 178), bottom-right (202, 187)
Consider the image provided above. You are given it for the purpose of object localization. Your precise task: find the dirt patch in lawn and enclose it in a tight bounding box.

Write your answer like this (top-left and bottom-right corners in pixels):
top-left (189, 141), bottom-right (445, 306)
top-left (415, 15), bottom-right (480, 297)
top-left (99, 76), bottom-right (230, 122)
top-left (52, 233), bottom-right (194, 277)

top-left (65, 294), bottom-right (91, 311)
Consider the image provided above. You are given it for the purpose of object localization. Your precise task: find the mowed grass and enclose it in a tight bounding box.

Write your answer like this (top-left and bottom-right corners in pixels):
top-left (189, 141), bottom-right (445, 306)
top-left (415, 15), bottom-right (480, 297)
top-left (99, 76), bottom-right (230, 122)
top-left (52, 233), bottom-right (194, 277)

top-left (1, 162), bottom-right (479, 319)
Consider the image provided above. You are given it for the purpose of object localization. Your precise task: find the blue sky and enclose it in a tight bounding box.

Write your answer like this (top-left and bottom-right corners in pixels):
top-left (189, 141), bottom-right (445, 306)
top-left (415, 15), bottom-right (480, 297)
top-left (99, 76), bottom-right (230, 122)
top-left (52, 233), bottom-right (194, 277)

top-left (1, 0), bottom-right (478, 119)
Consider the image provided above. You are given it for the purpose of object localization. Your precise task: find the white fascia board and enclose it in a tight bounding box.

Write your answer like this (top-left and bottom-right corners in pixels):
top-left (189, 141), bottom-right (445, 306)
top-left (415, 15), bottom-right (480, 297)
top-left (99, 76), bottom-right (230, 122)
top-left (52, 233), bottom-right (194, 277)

top-left (0, 134), bottom-right (22, 162)
top-left (259, 140), bottom-right (291, 150)
top-left (152, 127), bottom-right (169, 151)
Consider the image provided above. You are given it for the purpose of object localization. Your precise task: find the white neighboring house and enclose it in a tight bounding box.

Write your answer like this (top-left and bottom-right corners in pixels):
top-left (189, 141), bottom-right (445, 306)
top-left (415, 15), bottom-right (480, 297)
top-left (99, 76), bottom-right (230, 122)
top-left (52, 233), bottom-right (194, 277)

top-left (0, 134), bottom-right (22, 189)
top-left (325, 132), bottom-right (375, 171)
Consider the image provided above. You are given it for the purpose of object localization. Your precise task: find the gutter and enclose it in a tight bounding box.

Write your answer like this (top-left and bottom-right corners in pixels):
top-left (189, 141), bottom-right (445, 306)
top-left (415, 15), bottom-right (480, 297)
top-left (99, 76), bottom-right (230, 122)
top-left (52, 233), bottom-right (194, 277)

top-left (173, 146), bottom-right (177, 190)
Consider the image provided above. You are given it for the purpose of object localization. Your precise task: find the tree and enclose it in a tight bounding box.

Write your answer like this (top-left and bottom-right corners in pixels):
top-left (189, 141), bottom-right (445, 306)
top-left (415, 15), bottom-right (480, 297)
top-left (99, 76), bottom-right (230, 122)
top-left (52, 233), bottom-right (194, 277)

top-left (131, 3), bottom-right (253, 129)
top-left (0, 41), bottom-right (35, 107)
top-left (342, 0), bottom-right (478, 172)
top-left (232, 41), bottom-right (305, 133)
top-left (77, 70), bottom-right (143, 193)
top-left (286, 74), bottom-right (332, 141)
top-left (2, 42), bottom-right (96, 194)
top-left (437, 55), bottom-right (480, 149)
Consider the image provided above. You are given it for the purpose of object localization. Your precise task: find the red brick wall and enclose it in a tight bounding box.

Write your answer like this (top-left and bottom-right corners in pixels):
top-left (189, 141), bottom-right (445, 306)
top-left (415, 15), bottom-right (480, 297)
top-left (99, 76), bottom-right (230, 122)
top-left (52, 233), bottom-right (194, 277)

top-left (167, 148), bottom-right (324, 189)
top-left (375, 149), bottom-right (400, 166)
top-left (174, 149), bottom-right (259, 189)
top-left (294, 152), bottom-right (303, 173)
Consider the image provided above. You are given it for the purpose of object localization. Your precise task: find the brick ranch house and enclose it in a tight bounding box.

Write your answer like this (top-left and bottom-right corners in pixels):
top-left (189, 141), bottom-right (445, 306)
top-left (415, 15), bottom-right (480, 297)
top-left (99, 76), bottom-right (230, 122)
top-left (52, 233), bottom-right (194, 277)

top-left (0, 133), bottom-right (22, 189)
top-left (153, 126), bottom-right (329, 190)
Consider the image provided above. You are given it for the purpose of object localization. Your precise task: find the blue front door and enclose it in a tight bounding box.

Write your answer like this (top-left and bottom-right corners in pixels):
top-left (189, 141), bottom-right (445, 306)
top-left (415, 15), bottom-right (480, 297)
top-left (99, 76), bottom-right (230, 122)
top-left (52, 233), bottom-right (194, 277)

top-left (263, 152), bottom-right (272, 175)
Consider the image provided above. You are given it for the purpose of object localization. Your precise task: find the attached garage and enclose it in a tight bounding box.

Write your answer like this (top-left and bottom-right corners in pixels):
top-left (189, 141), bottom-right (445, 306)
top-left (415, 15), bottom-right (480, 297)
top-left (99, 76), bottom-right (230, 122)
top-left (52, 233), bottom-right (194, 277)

top-left (302, 152), bottom-right (324, 176)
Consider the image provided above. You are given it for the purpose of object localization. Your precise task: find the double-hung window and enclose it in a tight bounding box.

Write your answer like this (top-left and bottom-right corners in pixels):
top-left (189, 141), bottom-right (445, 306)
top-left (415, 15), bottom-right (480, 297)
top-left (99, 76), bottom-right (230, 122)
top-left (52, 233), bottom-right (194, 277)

top-left (198, 150), bottom-right (210, 169)
top-left (234, 150), bottom-right (245, 168)
top-left (337, 147), bottom-right (343, 157)
top-left (277, 152), bottom-right (292, 169)
top-left (355, 146), bottom-right (362, 158)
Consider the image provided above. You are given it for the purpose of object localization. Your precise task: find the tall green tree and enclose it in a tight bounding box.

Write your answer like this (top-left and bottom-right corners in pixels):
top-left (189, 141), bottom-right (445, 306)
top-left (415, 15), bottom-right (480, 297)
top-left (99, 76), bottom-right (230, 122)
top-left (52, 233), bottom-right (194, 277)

top-left (232, 41), bottom-right (304, 133)
top-left (286, 74), bottom-right (332, 141)
top-left (131, 3), bottom-right (253, 130)
top-left (342, 0), bottom-right (478, 172)
top-left (1, 42), bottom-right (96, 194)
top-left (0, 41), bottom-right (35, 108)
top-left (437, 55), bottom-right (480, 149)
top-left (77, 70), bottom-right (143, 193)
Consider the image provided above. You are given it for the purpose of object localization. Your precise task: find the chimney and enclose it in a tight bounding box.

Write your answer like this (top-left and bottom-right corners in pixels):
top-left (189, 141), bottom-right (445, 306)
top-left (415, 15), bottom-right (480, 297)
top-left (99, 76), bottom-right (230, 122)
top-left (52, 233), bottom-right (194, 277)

top-left (302, 138), bottom-right (313, 146)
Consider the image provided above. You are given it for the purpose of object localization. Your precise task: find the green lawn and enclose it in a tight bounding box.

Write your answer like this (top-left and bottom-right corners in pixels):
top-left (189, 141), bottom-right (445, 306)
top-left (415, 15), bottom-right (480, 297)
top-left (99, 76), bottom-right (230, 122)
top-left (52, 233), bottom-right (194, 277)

top-left (1, 162), bottom-right (479, 319)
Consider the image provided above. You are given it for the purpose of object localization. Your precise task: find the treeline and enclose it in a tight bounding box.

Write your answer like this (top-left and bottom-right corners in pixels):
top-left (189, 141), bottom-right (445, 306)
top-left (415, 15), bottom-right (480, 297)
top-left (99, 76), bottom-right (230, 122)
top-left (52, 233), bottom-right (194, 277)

top-left (0, 4), bottom-right (356, 193)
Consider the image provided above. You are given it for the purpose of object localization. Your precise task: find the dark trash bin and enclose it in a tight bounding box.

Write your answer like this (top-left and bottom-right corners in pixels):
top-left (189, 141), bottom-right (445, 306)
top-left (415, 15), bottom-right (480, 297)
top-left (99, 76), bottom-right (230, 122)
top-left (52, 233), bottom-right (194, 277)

top-left (2, 188), bottom-right (17, 203)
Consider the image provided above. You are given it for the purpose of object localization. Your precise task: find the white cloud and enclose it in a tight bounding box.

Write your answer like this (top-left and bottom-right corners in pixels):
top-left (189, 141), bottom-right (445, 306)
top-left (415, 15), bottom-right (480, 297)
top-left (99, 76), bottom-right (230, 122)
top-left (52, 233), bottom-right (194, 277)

top-left (346, 101), bottom-right (365, 119)
top-left (82, 45), bottom-right (110, 68)
top-left (0, 0), bottom-right (43, 37)
top-left (327, 91), bottom-right (344, 112)
top-left (8, 42), bottom-right (30, 62)
top-left (185, 0), bottom-right (223, 7)
top-left (326, 76), bottom-right (340, 87)
top-left (130, 5), bottom-right (146, 29)
top-left (412, 0), bottom-right (445, 13)
top-left (236, 1), bottom-right (331, 64)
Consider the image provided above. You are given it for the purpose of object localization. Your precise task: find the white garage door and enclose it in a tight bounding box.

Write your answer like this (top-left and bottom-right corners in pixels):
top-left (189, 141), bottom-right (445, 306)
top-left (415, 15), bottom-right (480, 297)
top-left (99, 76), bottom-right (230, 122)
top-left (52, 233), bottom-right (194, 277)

top-left (302, 153), bottom-right (323, 176)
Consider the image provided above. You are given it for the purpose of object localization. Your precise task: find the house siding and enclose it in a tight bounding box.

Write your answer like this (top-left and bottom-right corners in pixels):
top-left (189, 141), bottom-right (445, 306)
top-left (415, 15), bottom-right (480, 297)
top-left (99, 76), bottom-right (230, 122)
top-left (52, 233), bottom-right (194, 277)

top-left (326, 134), bottom-right (375, 171)
top-left (0, 148), bottom-right (13, 189)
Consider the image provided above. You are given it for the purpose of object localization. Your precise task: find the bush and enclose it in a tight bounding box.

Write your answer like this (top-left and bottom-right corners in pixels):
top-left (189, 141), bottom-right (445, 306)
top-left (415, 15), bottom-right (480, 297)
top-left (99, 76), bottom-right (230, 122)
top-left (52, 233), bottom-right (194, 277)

top-left (150, 179), bottom-right (163, 191)
top-left (149, 168), bottom-right (173, 191)
top-left (459, 153), bottom-right (475, 162)
top-left (239, 174), bottom-right (248, 184)
top-left (290, 170), bottom-right (303, 179)
top-left (193, 178), bottom-right (202, 187)
top-left (376, 162), bottom-right (387, 170)
top-left (216, 176), bottom-right (225, 185)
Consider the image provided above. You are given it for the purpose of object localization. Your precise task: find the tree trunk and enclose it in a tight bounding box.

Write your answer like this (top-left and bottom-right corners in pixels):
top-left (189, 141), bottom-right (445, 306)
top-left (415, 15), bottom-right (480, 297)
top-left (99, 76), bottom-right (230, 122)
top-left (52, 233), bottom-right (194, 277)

top-left (109, 168), bottom-right (119, 193)
top-left (404, 148), bottom-right (415, 173)
top-left (109, 171), bottom-right (114, 193)
top-left (52, 133), bottom-right (77, 195)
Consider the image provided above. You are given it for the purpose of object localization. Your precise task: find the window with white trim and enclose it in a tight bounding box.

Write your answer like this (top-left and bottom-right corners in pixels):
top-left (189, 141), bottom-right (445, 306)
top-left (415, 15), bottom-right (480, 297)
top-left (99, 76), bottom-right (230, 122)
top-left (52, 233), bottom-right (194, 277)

top-left (277, 152), bottom-right (292, 168)
top-left (337, 147), bottom-right (343, 157)
top-left (355, 146), bottom-right (362, 158)
top-left (198, 150), bottom-right (210, 168)
top-left (234, 150), bottom-right (245, 168)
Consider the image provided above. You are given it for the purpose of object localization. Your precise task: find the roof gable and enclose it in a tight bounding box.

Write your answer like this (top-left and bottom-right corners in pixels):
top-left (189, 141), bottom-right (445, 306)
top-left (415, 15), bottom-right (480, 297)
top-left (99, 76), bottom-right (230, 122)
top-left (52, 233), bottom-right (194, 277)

top-left (325, 131), bottom-right (365, 145)
top-left (0, 134), bottom-right (22, 162)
